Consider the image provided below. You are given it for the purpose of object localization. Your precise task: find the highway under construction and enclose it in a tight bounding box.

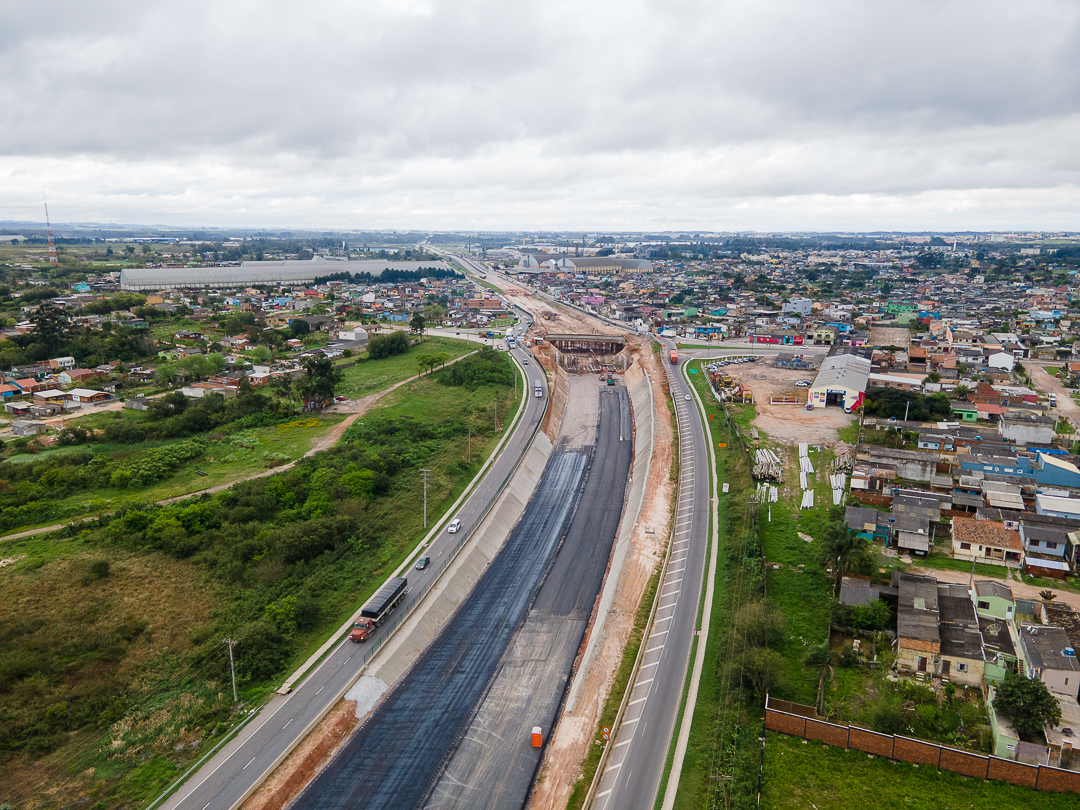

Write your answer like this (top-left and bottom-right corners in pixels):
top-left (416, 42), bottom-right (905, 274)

top-left (292, 378), bottom-right (632, 810)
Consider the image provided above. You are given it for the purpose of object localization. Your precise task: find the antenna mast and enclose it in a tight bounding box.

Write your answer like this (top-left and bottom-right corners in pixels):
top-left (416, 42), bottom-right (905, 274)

top-left (43, 195), bottom-right (58, 264)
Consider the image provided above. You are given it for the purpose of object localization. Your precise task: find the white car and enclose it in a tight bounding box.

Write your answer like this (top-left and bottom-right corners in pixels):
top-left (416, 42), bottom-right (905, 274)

top-left (447, 518), bottom-right (462, 533)
top-left (795, 380), bottom-right (811, 388)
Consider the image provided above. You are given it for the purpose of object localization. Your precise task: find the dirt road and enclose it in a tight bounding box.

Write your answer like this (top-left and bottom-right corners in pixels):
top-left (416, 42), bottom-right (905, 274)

top-left (1028, 363), bottom-right (1080, 426)
top-left (0, 358), bottom-right (474, 542)
top-left (910, 564), bottom-right (1080, 612)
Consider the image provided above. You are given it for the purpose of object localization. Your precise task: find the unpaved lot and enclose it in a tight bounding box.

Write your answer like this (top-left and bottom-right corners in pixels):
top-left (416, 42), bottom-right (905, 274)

top-left (1029, 363), bottom-right (1080, 426)
top-left (868, 326), bottom-right (912, 349)
top-left (726, 362), bottom-right (854, 444)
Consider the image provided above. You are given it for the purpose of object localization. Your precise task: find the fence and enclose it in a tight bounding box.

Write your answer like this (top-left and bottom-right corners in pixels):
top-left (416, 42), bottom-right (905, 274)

top-left (765, 696), bottom-right (1080, 794)
top-left (848, 490), bottom-right (893, 508)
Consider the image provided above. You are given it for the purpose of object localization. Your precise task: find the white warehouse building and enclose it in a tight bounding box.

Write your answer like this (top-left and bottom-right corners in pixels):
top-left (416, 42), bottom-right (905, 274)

top-left (807, 354), bottom-right (871, 412)
top-left (120, 259), bottom-right (453, 291)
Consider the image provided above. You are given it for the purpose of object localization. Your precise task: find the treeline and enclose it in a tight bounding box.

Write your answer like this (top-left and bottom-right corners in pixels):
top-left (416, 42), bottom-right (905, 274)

top-left (312, 267), bottom-right (460, 285)
top-left (103, 388), bottom-right (292, 444)
top-left (862, 386), bottom-right (952, 422)
top-left (436, 348), bottom-right (515, 388)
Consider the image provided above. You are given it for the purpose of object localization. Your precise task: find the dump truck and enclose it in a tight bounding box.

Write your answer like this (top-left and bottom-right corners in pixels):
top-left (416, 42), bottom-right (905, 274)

top-left (669, 349), bottom-right (678, 365)
top-left (349, 577), bottom-right (408, 642)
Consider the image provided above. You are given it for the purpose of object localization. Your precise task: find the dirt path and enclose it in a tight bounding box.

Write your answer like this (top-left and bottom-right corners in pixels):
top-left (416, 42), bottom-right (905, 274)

top-left (909, 564), bottom-right (1080, 612)
top-left (1028, 363), bottom-right (1080, 425)
top-left (0, 358), bottom-right (475, 541)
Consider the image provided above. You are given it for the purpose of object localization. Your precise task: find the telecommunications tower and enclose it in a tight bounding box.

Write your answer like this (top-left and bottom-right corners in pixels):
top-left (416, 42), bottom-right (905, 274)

top-left (44, 195), bottom-right (58, 264)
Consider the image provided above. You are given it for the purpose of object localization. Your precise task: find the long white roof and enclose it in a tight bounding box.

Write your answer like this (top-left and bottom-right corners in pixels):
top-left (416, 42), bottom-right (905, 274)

top-left (810, 353), bottom-right (871, 393)
top-left (120, 259), bottom-right (451, 290)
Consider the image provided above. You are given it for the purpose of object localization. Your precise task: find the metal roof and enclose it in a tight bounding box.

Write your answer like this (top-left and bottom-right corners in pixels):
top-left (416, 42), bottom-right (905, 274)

top-left (120, 259), bottom-right (451, 290)
top-left (810, 353), bottom-right (870, 393)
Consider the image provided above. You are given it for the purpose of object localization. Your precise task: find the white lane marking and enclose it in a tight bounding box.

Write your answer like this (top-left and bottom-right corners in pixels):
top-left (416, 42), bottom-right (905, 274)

top-left (243, 756), bottom-right (256, 770)
top-left (597, 788), bottom-right (613, 798)
top-left (605, 762), bottom-right (622, 772)
top-left (665, 577), bottom-right (683, 586)
top-left (668, 566), bottom-right (685, 574)
top-left (315, 685), bottom-right (324, 695)
top-left (202, 803), bottom-right (211, 810)
top-left (283, 718), bottom-right (293, 730)
top-left (629, 696), bottom-right (649, 706)
top-left (646, 644), bottom-right (665, 653)
top-left (344, 657), bottom-right (352, 665)
top-left (651, 629), bottom-right (670, 638)
top-left (638, 661), bottom-right (660, 669)
top-left (614, 738), bottom-right (633, 748)
top-left (637, 677), bottom-right (655, 686)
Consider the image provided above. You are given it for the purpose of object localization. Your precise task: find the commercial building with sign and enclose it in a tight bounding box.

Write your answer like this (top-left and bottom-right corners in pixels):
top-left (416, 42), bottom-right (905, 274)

top-left (807, 353), bottom-right (870, 411)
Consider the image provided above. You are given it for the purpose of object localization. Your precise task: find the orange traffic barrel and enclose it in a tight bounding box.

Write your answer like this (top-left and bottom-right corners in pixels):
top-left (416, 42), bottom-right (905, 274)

top-left (531, 726), bottom-right (543, 748)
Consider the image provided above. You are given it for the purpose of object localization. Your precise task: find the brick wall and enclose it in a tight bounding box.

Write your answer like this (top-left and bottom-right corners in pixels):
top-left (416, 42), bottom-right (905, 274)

top-left (988, 757), bottom-right (1038, 789)
top-left (805, 718), bottom-right (849, 748)
top-left (765, 698), bottom-right (1079, 796)
top-left (893, 736), bottom-right (941, 767)
top-left (849, 726), bottom-right (895, 758)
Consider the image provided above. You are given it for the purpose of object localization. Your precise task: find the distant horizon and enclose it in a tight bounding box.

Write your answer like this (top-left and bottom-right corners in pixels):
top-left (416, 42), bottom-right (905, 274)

top-left (2, 220), bottom-right (1079, 239)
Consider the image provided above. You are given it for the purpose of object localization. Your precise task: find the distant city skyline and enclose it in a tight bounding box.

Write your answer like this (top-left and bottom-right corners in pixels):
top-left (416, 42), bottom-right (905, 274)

top-left (3, 1), bottom-right (1078, 231)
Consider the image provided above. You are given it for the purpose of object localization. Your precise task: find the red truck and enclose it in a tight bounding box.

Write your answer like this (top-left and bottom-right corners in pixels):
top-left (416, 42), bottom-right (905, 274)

top-left (350, 577), bottom-right (408, 642)
top-left (669, 349), bottom-right (678, 365)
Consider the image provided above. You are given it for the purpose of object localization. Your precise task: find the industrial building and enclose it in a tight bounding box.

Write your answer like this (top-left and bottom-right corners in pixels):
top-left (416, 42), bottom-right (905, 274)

top-left (120, 259), bottom-right (452, 291)
top-left (807, 353), bottom-right (870, 411)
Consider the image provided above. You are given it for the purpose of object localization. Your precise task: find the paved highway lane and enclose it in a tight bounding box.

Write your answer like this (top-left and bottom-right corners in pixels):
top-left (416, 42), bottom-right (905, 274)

top-left (161, 347), bottom-right (547, 810)
top-left (292, 444), bottom-right (590, 810)
top-left (592, 342), bottom-right (711, 810)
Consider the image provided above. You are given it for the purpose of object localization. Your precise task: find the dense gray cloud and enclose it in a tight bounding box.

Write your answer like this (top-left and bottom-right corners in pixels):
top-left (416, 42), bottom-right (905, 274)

top-left (1, 0), bottom-right (1078, 230)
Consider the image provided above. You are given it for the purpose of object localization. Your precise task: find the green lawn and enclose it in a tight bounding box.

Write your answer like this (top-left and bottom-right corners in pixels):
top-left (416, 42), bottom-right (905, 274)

top-left (763, 732), bottom-right (1075, 810)
top-left (335, 336), bottom-right (475, 398)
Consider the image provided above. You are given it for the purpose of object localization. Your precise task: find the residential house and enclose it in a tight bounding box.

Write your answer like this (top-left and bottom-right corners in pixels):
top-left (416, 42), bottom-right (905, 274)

top-left (999, 411), bottom-right (1056, 445)
top-left (1016, 625), bottom-right (1080, 700)
top-left (895, 572), bottom-right (941, 676)
top-left (66, 388), bottom-right (110, 404)
top-left (11, 420), bottom-right (46, 437)
top-left (58, 368), bottom-right (100, 385)
top-left (48, 356), bottom-right (76, 370)
top-left (937, 583), bottom-right (986, 687)
top-left (951, 516), bottom-right (1024, 568)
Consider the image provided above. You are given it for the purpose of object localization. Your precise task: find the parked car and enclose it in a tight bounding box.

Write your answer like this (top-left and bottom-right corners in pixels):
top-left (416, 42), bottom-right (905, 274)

top-left (795, 380), bottom-right (811, 388)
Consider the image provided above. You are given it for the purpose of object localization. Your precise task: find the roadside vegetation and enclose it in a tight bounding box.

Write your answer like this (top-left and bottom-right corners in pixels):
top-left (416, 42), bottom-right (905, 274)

top-left (0, 349), bottom-right (520, 809)
top-left (762, 732), bottom-right (1074, 810)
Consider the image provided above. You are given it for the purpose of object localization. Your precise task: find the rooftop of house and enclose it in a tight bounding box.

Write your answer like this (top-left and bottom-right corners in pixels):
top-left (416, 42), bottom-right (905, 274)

top-left (952, 516), bottom-right (1022, 551)
top-left (979, 616), bottom-right (1017, 661)
top-left (974, 580), bottom-right (1014, 602)
top-left (896, 573), bottom-right (941, 643)
top-left (1018, 624), bottom-right (1080, 672)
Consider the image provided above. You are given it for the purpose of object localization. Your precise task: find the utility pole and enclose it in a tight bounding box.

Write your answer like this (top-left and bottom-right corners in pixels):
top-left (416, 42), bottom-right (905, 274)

top-left (420, 469), bottom-right (431, 528)
top-left (223, 638), bottom-right (238, 702)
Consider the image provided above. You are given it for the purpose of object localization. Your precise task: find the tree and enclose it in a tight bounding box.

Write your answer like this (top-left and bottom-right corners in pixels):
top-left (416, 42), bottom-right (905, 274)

top-left (954, 384), bottom-right (971, 400)
top-left (410, 312), bottom-right (426, 339)
top-left (819, 510), bottom-right (874, 597)
top-left (297, 356), bottom-right (343, 410)
top-left (992, 674), bottom-right (1062, 738)
top-left (925, 371), bottom-right (942, 383)
top-left (31, 301), bottom-right (70, 353)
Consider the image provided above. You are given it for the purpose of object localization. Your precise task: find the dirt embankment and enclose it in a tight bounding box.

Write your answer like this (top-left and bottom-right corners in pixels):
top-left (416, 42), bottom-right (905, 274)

top-left (529, 343), bottom-right (674, 810)
top-left (241, 701), bottom-right (358, 810)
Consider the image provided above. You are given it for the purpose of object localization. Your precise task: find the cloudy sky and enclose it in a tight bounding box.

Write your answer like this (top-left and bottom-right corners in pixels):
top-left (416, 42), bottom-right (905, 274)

top-left (2, 0), bottom-right (1079, 232)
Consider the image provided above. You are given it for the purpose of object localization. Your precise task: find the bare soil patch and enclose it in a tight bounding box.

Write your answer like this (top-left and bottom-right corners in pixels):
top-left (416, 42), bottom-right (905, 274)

top-left (241, 700), bottom-right (359, 810)
top-left (727, 364), bottom-right (853, 444)
top-left (868, 326), bottom-right (912, 349)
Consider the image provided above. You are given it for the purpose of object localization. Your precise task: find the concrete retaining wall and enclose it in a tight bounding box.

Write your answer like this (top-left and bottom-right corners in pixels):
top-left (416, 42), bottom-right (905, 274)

top-left (565, 358), bottom-right (653, 712)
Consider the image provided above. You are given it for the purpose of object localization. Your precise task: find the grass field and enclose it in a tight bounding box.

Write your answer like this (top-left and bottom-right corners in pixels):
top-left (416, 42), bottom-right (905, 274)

top-left (763, 732), bottom-right (1076, 810)
top-left (0, 367), bottom-right (522, 809)
top-left (334, 336), bottom-right (475, 398)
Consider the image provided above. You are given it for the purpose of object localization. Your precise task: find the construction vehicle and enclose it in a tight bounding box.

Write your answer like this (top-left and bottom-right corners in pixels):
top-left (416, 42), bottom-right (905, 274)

top-left (607, 376), bottom-right (616, 386)
top-left (349, 577), bottom-right (408, 642)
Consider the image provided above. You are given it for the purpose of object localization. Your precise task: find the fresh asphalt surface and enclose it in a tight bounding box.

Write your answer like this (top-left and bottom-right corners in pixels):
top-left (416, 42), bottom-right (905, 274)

top-left (593, 342), bottom-right (711, 810)
top-left (426, 383), bottom-right (633, 810)
top-left (292, 444), bottom-right (590, 809)
top-left (162, 338), bottom-right (545, 810)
